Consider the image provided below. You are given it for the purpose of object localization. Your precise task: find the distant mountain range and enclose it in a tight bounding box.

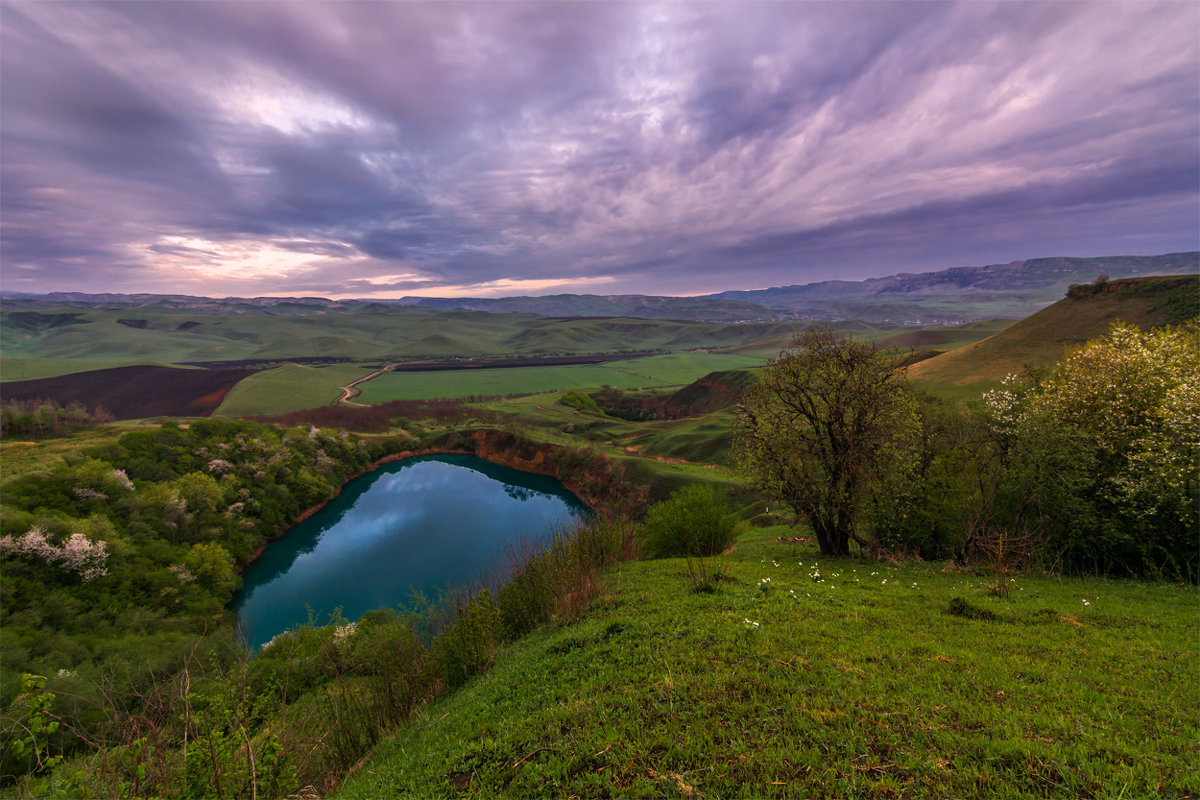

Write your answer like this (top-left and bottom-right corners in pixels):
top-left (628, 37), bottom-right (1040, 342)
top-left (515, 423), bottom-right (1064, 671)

top-left (4, 252), bottom-right (1196, 324)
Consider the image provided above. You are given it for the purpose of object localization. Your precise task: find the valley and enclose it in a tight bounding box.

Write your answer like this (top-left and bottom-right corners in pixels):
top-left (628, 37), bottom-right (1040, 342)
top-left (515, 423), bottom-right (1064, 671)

top-left (4, 1), bottom-right (1198, 794)
top-left (0, 268), bottom-right (1196, 799)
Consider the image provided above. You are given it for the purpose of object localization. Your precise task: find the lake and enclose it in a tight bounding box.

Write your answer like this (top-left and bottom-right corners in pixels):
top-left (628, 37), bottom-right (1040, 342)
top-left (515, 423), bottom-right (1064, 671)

top-left (235, 454), bottom-right (589, 649)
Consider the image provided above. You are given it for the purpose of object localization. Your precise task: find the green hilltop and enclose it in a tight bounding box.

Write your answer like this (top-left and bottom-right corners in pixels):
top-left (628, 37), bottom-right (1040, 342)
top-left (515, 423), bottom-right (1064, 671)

top-left (908, 274), bottom-right (1199, 397)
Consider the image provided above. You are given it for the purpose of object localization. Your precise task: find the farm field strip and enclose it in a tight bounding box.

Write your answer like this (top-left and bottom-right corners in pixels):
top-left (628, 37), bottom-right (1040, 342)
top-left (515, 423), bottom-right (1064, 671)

top-left (354, 353), bottom-right (764, 403)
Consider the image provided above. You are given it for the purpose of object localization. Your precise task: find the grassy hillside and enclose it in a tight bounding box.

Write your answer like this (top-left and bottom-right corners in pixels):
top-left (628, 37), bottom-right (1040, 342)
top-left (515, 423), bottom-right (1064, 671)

top-left (2, 303), bottom-right (988, 367)
top-left (878, 319), bottom-right (1013, 351)
top-left (908, 275), bottom-right (1199, 398)
top-left (0, 306), bottom-right (721, 362)
top-left (214, 363), bottom-right (374, 417)
top-left (338, 525), bottom-right (1198, 799)
top-left (0, 307), bottom-right (535, 362)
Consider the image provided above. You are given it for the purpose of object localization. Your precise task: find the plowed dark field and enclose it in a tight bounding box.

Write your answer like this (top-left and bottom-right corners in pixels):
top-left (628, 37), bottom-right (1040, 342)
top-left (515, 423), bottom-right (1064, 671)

top-left (0, 365), bottom-right (261, 420)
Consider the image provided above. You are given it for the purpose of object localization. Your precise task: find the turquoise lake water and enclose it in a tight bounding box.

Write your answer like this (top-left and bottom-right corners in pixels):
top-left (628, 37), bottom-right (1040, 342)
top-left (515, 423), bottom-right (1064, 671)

top-left (235, 454), bottom-right (589, 649)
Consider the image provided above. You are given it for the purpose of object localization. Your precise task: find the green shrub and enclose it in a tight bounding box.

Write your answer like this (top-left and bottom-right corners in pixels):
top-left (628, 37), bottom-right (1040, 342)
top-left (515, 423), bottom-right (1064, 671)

top-left (432, 591), bottom-right (502, 690)
top-left (640, 484), bottom-right (738, 559)
top-left (559, 390), bottom-right (603, 416)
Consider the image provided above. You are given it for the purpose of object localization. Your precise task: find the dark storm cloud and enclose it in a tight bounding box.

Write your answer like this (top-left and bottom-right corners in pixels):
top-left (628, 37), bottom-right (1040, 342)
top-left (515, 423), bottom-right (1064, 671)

top-left (1, 0), bottom-right (1196, 298)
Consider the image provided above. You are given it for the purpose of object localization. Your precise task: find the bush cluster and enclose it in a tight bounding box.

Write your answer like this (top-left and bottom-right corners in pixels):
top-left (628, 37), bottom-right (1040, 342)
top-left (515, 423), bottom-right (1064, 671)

top-left (0, 418), bottom-right (395, 782)
top-left (559, 389), bottom-right (604, 416)
top-left (736, 321), bottom-right (1197, 579)
top-left (640, 484), bottom-right (738, 559)
top-left (865, 322), bottom-right (1198, 578)
top-left (0, 398), bottom-right (113, 439)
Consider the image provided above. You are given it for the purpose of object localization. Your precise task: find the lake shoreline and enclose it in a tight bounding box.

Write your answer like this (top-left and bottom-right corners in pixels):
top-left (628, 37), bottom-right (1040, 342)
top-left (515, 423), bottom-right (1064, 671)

top-left (236, 450), bottom-right (589, 649)
top-left (241, 432), bottom-right (603, 572)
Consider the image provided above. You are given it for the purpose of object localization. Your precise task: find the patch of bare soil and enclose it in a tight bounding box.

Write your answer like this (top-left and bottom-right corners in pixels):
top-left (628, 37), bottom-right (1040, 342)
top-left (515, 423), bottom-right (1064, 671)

top-left (1, 365), bottom-right (262, 419)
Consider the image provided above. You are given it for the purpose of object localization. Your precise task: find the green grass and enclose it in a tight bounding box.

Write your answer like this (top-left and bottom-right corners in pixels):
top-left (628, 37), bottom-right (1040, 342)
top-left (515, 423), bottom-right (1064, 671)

top-left (338, 526), bottom-right (1199, 799)
top-left (0, 423), bottom-right (159, 481)
top-left (214, 363), bottom-right (374, 417)
top-left (356, 354), bottom-right (765, 403)
top-left (621, 413), bottom-right (741, 467)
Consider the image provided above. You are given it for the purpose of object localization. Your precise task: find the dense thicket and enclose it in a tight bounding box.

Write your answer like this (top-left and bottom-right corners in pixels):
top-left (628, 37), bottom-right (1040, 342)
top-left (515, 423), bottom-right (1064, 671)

top-left (743, 322), bottom-right (1199, 578)
top-left (640, 484), bottom-right (738, 560)
top-left (0, 419), bottom-right (398, 782)
top-left (0, 398), bottom-right (113, 439)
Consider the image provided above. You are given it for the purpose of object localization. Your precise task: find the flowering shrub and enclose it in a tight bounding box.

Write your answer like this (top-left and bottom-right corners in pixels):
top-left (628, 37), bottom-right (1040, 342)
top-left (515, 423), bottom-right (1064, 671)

top-left (206, 459), bottom-right (234, 475)
top-left (110, 469), bottom-right (134, 491)
top-left (1030, 323), bottom-right (1197, 522)
top-left (0, 527), bottom-right (109, 581)
top-left (983, 321), bottom-right (1199, 577)
top-left (0, 527), bottom-right (56, 561)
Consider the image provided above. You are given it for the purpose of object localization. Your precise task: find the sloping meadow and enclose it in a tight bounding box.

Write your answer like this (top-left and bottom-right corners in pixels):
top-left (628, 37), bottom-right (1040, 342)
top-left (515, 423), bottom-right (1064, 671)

top-left (339, 525), bottom-right (1199, 799)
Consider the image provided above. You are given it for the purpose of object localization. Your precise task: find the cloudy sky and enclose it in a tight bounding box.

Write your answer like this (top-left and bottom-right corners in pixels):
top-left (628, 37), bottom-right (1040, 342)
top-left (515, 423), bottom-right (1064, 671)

top-left (1, 1), bottom-right (1197, 299)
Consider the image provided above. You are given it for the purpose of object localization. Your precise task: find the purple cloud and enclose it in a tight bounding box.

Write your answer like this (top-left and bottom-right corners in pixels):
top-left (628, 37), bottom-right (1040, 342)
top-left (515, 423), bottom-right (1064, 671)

top-left (1, 0), bottom-right (1196, 298)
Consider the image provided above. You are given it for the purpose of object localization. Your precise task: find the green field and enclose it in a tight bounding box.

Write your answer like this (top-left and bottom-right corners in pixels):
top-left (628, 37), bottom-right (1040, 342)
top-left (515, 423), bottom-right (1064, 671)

top-left (355, 353), bottom-right (766, 402)
top-left (338, 525), bottom-right (1199, 799)
top-left (214, 363), bottom-right (374, 417)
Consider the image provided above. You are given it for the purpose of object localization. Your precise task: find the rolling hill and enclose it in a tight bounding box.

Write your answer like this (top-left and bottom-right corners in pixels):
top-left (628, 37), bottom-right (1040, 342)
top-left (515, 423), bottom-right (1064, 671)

top-left (5, 252), bottom-right (1195, 325)
top-left (0, 305), bottom-right (896, 367)
top-left (907, 275), bottom-right (1199, 395)
top-left (711, 252), bottom-right (1199, 322)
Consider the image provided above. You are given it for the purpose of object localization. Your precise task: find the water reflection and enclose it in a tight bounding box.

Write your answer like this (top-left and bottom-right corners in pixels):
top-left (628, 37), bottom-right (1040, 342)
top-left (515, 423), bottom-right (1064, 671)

top-left (235, 455), bottom-right (587, 649)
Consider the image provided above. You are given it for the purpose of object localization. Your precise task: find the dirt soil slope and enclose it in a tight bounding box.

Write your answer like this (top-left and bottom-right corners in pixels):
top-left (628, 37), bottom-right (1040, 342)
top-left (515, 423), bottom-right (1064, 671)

top-left (1, 365), bottom-right (261, 419)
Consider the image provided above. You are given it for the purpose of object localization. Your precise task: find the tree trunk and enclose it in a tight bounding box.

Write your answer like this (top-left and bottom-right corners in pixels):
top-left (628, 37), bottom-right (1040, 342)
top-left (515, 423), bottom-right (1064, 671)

top-left (814, 519), bottom-right (851, 556)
